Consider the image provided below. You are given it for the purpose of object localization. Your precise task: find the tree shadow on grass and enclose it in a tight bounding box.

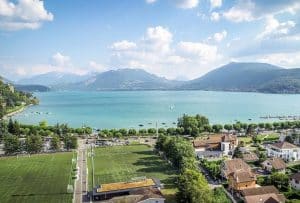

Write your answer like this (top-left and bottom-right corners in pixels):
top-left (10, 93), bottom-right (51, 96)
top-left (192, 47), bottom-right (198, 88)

top-left (11, 192), bottom-right (70, 197)
top-left (132, 150), bottom-right (154, 156)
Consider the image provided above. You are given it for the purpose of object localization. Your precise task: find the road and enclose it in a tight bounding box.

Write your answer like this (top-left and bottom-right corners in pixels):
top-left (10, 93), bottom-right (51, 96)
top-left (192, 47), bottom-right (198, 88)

top-left (74, 139), bottom-right (89, 203)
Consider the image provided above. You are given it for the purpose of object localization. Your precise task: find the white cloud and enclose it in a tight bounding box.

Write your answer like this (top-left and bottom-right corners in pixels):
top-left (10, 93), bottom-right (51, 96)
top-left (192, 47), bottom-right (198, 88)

top-left (88, 61), bottom-right (107, 72)
top-left (51, 52), bottom-right (70, 67)
top-left (213, 30), bottom-right (227, 42)
top-left (223, 0), bottom-right (300, 23)
top-left (145, 0), bottom-right (157, 4)
top-left (256, 15), bottom-right (296, 40)
top-left (174, 0), bottom-right (199, 9)
top-left (109, 26), bottom-right (224, 79)
top-left (177, 41), bottom-right (219, 62)
top-left (210, 12), bottom-right (220, 22)
top-left (110, 40), bottom-right (137, 51)
top-left (223, 0), bottom-right (254, 23)
top-left (256, 52), bottom-right (300, 68)
top-left (210, 0), bottom-right (222, 9)
top-left (143, 26), bottom-right (173, 54)
top-left (0, 0), bottom-right (53, 31)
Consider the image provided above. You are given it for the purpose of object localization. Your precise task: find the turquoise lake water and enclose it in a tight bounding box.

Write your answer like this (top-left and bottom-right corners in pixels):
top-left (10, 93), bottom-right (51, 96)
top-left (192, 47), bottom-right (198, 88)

top-left (12, 91), bottom-right (300, 129)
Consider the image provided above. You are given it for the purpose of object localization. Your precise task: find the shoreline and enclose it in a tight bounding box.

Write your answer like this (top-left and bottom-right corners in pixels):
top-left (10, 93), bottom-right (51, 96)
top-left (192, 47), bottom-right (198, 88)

top-left (2, 104), bottom-right (32, 120)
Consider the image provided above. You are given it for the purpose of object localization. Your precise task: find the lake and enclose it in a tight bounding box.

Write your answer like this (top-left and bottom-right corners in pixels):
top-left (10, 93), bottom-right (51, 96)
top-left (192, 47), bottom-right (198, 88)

top-left (12, 90), bottom-right (300, 129)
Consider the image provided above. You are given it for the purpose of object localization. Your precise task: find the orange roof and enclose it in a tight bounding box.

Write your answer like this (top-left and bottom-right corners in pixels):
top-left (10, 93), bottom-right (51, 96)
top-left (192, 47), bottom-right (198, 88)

top-left (271, 142), bottom-right (299, 149)
top-left (193, 134), bottom-right (237, 147)
top-left (223, 158), bottom-right (252, 178)
top-left (97, 179), bottom-right (156, 193)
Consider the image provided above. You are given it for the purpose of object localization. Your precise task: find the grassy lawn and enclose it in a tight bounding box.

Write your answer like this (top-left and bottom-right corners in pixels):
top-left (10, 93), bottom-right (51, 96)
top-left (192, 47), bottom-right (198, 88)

top-left (0, 152), bottom-right (76, 203)
top-left (256, 133), bottom-right (279, 141)
top-left (239, 136), bottom-right (253, 144)
top-left (88, 144), bottom-right (178, 203)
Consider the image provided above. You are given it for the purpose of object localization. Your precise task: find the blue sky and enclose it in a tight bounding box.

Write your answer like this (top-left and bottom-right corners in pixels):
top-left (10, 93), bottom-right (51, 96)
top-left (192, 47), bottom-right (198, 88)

top-left (1, 0), bottom-right (300, 80)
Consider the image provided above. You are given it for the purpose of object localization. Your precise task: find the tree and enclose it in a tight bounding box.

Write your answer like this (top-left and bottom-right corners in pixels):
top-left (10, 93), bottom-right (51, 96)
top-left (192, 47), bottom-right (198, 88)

top-left (0, 120), bottom-right (8, 139)
top-left (158, 128), bottom-right (166, 134)
top-left (4, 135), bottom-right (20, 154)
top-left (50, 135), bottom-right (61, 150)
top-left (212, 188), bottom-right (231, 203)
top-left (25, 135), bottom-right (43, 153)
top-left (258, 123), bottom-right (265, 129)
top-left (64, 135), bottom-right (78, 150)
top-left (7, 118), bottom-right (14, 134)
top-left (177, 169), bottom-right (212, 203)
top-left (147, 128), bottom-right (156, 134)
top-left (270, 172), bottom-right (289, 190)
top-left (212, 124), bottom-right (223, 133)
top-left (233, 123), bottom-right (241, 132)
top-left (128, 129), bottom-right (137, 136)
top-left (167, 127), bottom-right (177, 135)
top-left (39, 120), bottom-right (48, 129)
top-left (138, 129), bottom-right (147, 135)
top-left (224, 124), bottom-right (233, 132)
top-left (285, 135), bottom-right (294, 144)
top-left (233, 146), bottom-right (243, 158)
top-left (265, 123), bottom-right (273, 130)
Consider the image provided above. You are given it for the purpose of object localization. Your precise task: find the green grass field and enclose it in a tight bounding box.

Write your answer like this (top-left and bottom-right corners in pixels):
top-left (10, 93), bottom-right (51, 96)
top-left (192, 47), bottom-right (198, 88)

top-left (256, 133), bottom-right (279, 141)
top-left (0, 152), bottom-right (76, 203)
top-left (88, 144), bottom-right (178, 202)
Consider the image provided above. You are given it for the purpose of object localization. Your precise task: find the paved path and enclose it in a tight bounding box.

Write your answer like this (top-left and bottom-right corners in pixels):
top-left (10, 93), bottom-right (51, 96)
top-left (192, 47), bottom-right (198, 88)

top-left (74, 139), bottom-right (89, 203)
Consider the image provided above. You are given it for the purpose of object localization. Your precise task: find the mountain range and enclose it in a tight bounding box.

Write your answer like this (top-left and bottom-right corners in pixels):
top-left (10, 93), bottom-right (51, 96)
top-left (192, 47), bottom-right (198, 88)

top-left (8, 62), bottom-right (300, 93)
top-left (0, 76), bottom-right (50, 92)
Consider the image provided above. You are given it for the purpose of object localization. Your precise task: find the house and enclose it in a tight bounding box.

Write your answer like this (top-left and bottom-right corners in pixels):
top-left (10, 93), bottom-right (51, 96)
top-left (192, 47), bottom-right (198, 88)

top-left (266, 142), bottom-right (300, 162)
top-left (221, 159), bottom-right (256, 191)
top-left (290, 172), bottom-right (300, 190)
top-left (240, 186), bottom-right (285, 203)
top-left (92, 178), bottom-right (164, 202)
top-left (261, 158), bottom-right (286, 173)
top-left (99, 188), bottom-right (165, 203)
top-left (196, 150), bottom-right (223, 159)
top-left (193, 134), bottom-right (238, 155)
top-left (243, 152), bottom-right (259, 163)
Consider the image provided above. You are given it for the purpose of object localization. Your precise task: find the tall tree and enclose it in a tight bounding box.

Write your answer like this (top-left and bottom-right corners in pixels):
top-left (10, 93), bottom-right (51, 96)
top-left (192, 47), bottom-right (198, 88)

top-left (177, 169), bottom-right (212, 203)
top-left (4, 135), bottom-right (20, 154)
top-left (25, 135), bottom-right (43, 153)
top-left (50, 135), bottom-right (61, 150)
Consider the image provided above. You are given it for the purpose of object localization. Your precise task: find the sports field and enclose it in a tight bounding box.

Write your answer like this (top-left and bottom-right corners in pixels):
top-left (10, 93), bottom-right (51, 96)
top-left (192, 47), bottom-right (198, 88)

top-left (0, 152), bottom-right (76, 203)
top-left (88, 144), bottom-right (178, 202)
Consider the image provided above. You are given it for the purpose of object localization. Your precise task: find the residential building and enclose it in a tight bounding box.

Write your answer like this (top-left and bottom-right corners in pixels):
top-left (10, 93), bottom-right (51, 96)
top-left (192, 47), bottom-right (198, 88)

top-left (290, 172), bottom-right (300, 190)
top-left (266, 142), bottom-right (300, 162)
top-left (221, 159), bottom-right (256, 191)
top-left (92, 178), bottom-right (164, 202)
top-left (243, 152), bottom-right (259, 163)
top-left (193, 134), bottom-right (238, 155)
top-left (240, 186), bottom-right (285, 203)
top-left (261, 158), bottom-right (286, 173)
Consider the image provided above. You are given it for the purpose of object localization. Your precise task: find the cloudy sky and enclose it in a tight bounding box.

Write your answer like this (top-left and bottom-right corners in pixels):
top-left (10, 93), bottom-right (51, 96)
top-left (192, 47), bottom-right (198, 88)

top-left (1, 0), bottom-right (300, 80)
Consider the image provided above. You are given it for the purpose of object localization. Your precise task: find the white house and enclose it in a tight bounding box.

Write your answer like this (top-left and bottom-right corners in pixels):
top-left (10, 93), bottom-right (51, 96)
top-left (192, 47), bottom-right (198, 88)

top-left (266, 142), bottom-right (300, 162)
top-left (290, 173), bottom-right (300, 190)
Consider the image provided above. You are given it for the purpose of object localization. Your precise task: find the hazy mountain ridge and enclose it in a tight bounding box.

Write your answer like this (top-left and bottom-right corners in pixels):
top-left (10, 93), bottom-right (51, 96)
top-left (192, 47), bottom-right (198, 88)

top-left (0, 76), bottom-right (50, 92)
top-left (18, 71), bottom-right (95, 87)
top-left (59, 68), bottom-right (183, 90)
top-left (11, 63), bottom-right (300, 93)
top-left (181, 62), bottom-right (300, 93)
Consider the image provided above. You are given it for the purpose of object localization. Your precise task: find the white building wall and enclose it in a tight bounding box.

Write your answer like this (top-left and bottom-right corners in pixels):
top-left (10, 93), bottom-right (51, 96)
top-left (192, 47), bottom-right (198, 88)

top-left (267, 146), bottom-right (300, 162)
top-left (139, 198), bottom-right (165, 203)
top-left (290, 179), bottom-right (300, 190)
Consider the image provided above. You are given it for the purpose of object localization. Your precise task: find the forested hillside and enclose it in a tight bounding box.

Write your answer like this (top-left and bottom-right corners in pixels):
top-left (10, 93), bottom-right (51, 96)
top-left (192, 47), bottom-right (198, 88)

top-left (0, 78), bottom-right (39, 118)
